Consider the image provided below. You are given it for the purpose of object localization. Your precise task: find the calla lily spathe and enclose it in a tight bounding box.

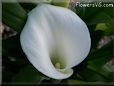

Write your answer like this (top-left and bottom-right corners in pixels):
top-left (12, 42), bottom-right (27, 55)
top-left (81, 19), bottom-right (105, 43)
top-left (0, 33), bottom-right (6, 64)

top-left (20, 4), bottom-right (91, 79)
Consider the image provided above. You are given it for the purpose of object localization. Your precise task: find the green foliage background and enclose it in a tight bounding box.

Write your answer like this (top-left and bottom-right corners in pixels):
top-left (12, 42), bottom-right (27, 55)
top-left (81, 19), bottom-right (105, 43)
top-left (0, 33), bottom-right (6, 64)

top-left (2, 0), bottom-right (114, 85)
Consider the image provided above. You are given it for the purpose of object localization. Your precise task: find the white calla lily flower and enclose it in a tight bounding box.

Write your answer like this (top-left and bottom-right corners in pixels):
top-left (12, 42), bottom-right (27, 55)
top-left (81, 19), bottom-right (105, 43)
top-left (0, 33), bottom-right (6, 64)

top-left (20, 4), bottom-right (91, 79)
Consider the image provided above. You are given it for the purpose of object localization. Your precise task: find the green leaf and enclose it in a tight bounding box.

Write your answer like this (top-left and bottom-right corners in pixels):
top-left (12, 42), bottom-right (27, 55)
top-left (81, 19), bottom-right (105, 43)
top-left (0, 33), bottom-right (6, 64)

top-left (87, 12), bottom-right (113, 25)
top-left (12, 65), bottom-right (49, 84)
top-left (51, 0), bottom-right (70, 8)
top-left (2, 34), bottom-right (31, 71)
top-left (90, 30), bottom-right (103, 49)
top-left (74, 61), bottom-right (113, 82)
top-left (2, 3), bottom-right (27, 33)
top-left (76, 67), bottom-right (113, 82)
top-left (73, 41), bottom-right (113, 81)
top-left (2, 35), bottom-right (26, 58)
top-left (75, 7), bottom-right (85, 19)
top-left (95, 23), bottom-right (113, 35)
top-left (51, 79), bottom-right (62, 84)
top-left (20, 3), bottom-right (37, 11)
top-left (83, 7), bottom-right (104, 22)
top-left (87, 63), bottom-right (114, 82)
top-left (2, 68), bottom-right (14, 82)
top-left (67, 79), bottom-right (85, 85)
top-left (87, 40), bottom-right (113, 70)
top-left (79, 7), bottom-right (113, 25)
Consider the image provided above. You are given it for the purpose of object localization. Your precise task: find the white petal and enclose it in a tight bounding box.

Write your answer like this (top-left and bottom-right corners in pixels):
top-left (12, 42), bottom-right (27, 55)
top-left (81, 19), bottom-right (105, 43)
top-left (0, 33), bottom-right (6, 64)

top-left (20, 16), bottom-right (73, 79)
top-left (20, 4), bottom-right (91, 79)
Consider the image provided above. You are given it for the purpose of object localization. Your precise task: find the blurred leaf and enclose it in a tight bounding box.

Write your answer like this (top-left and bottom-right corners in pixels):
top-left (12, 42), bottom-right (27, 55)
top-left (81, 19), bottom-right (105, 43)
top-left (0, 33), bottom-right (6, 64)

top-left (12, 65), bottom-right (49, 84)
top-left (85, 6), bottom-right (113, 25)
top-left (90, 30), bottom-right (103, 49)
top-left (2, 3), bottom-right (27, 32)
top-left (2, 35), bottom-right (30, 77)
top-left (51, 0), bottom-right (70, 8)
top-left (77, 7), bottom-right (113, 26)
top-left (67, 79), bottom-right (85, 85)
top-left (2, 69), bottom-right (13, 82)
top-left (76, 67), bottom-right (112, 82)
top-left (73, 40), bottom-right (113, 82)
top-left (87, 63), bottom-right (114, 82)
top-left (2, 35), bottom-right (26, 58)
top-left (20, 3), bottom-right (37, 11)
top-left (96, 23), bottom-right (113, 35)
top-left (87, 40), bottom-right (113, 70)
top-left (87, 12), bottom-right (113, 25)
top-left (82, 7), bottom-right (104, 22)
top-left (74, 62), bottom-right (113, 82)
top-left (2, 56), bottom-right (28, 83)
top-left (50, 79), bottom-right (62, 84)
top-left (75, 7), bottom-right (85, 18)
